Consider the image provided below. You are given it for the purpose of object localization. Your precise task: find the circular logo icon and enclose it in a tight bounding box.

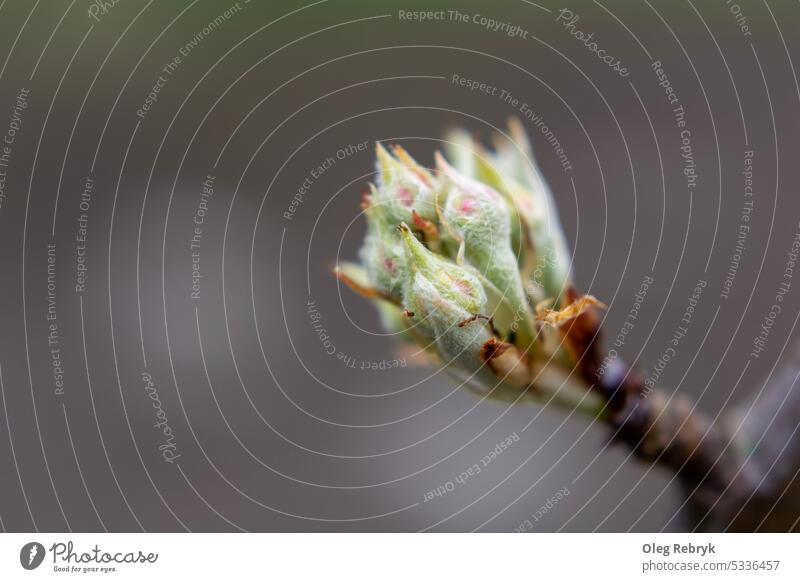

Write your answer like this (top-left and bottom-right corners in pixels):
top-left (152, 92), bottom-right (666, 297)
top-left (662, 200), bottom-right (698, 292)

top-left (20, 542), bottom-right (46, 570)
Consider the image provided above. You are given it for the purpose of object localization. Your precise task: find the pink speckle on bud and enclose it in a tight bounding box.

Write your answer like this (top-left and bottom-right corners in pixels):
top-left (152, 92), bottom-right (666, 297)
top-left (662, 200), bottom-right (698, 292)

top-left (458, 196), bottom-right (477, 215)
top-left (384, 257), bottom-right (396, 274)
top-left (397, 187), bottom-right (414, 207)
top-left (456, 280), bottom-right (472, 295)
top-left (446, 272), bottom-right (473, 296)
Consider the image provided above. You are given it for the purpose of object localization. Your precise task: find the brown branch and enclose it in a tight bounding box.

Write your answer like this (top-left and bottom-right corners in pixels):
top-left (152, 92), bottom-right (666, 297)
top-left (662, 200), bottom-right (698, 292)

top-left (560, 297), bottom-right (797, 531)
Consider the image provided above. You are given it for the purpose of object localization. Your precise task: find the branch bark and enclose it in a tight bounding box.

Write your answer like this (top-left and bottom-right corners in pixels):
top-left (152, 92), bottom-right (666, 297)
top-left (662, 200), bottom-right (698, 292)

top-left (564, 299), bottom-right (800, 531)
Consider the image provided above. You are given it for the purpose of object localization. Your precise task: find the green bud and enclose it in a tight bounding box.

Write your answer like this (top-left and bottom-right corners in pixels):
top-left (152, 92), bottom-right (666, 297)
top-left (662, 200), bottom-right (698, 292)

top-left (444, 128), bottom-right (526, 263)
top-left (446, 122), bottom-right (571, 305)
top-left (374, 142), bottom-right (438, 224)
top-left (398, 222), bottom-right (485, 317)
top-left (488, 119), bottom-right (572, 302)
top-left (341, 128), bottom-right (605, 416)
top-left (398, 224), bottom-right (533, 390)
top-left (442, 127), bottom-right (478, 178)
top-left (436, 152), bottom-right (532, 341)
top-left (394, 223), bottom-right (493, 380)
top-left (358, 186), bottom-right (406, 300)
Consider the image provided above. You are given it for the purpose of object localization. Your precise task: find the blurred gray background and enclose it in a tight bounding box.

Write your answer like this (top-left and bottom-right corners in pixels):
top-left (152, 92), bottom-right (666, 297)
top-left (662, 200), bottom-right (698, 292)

top-left (0, 0), bottom-right (798, 531)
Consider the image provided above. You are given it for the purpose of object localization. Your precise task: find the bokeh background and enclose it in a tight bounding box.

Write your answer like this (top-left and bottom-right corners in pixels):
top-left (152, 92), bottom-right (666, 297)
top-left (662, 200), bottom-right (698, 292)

top-left (0, 0), bottom-right (799, 532)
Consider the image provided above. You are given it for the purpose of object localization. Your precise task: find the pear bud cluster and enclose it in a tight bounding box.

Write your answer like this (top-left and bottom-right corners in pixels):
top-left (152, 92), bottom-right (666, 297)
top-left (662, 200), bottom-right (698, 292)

top-left (337, 121), bottom-right (603, 411)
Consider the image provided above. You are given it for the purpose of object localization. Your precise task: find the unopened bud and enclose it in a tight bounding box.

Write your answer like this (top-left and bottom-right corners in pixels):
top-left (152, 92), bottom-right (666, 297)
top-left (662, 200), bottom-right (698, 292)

top-left (489, 119), bottom-right (572, 303)
top-left (358, 186), bottom-right (406, 300)
top-left (398, 222), bottom-right (485, 317)
top-left (375, 142), bottom-right (438, 224)
top-left (341, 124), bottom-right (605, 415)
top-left (437, 152), bottom-right (531, 338)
